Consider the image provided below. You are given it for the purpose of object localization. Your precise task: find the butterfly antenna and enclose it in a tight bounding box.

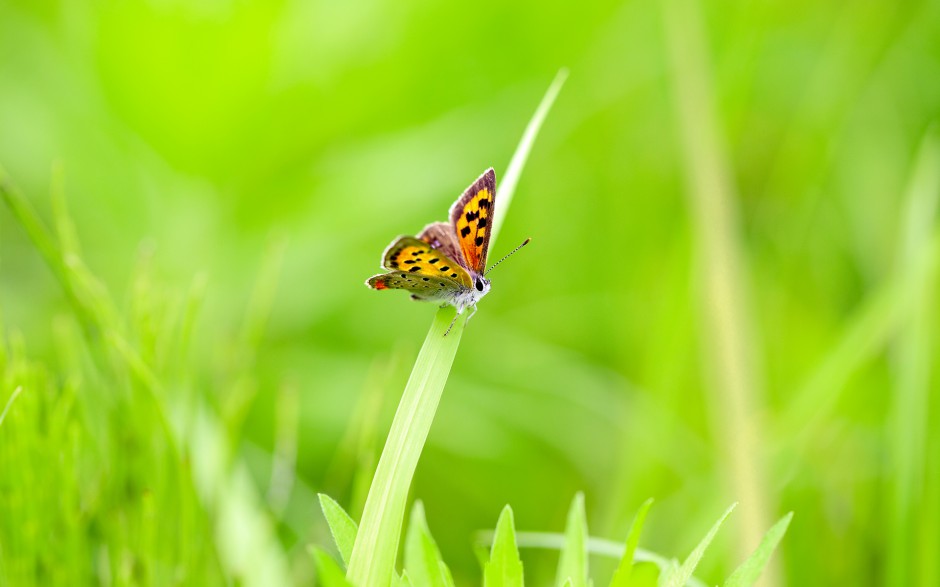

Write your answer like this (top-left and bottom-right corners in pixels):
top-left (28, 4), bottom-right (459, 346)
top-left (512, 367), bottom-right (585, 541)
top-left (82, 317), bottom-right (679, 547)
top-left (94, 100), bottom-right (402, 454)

top-left (484, 238), bottom-right (531, 276)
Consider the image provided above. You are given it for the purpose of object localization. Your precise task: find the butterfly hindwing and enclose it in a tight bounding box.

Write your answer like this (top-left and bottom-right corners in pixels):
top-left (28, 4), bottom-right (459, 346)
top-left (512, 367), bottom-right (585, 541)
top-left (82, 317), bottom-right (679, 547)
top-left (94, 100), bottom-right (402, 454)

top-left (377, 236), bottom-right (472, 288)
top-left (418, 222), bottom-right (465, 269)
top-left (367, 271), bottom-right (463, 299)
top-left (449, 168), bottom-right (495, 274)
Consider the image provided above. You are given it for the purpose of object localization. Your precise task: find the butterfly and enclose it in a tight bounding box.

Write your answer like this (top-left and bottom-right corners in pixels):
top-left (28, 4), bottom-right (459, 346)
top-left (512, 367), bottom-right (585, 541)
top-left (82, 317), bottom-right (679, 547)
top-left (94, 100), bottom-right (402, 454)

top-left (366, 168), bottom-right (529, 334)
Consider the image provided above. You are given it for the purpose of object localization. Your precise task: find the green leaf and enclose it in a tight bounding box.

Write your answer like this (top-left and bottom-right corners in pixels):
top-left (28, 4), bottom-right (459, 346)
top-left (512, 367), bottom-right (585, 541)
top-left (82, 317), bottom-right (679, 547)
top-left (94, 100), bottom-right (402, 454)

top-left (311, 547), bottom-right (355, 587)
top-left (556, 493), bottom-right (589, 587)
top-left (659, 503), bottom-right (736, 587)
top-left (484, 505), bottom-right (524, 587)
top-left (722, 512), bottom-right (793, 587)
top-left (319, 494), bottom-right (359, 568)
top-left (404, 501), bottom-right (451, 587)
top-left (610, 498), bottom-right (654, 587)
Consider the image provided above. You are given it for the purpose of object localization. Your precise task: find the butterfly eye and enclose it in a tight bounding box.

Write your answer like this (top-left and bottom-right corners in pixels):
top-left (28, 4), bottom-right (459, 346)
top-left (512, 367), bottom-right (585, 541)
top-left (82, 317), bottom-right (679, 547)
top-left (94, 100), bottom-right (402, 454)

top-left (474, 278), bottom-right (485, 292)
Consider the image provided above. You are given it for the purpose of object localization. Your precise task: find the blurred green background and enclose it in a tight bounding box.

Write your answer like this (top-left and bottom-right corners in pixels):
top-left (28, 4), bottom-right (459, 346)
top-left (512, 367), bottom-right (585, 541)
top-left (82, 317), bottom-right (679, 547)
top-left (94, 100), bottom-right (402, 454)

top-left (1, 0), bottom-right (939, 585)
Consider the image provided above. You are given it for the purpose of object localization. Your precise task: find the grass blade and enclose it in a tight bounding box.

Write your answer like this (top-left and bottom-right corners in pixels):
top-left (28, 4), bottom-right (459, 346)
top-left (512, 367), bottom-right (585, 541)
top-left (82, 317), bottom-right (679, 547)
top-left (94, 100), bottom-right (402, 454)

top-left (887, 126), bottom-right (940, 586)
top-left (320, 494), bottom-right (360, 567)
top-left (658, 503), bottom-right (736, 587)
top-left (723, 512), bottom-right (793, 587)
top-left (345, 70), bottom-right (567, 587)
top-left (0, 167), bottom-right (100, 336)
top-left (610, 499), bottom-right (654, 587)
top-left (662, 0), bottom-right (774, 576)
top-left (0, 386), bottom-right (23, 429)
top-left (404, 501), bottom-right (450, 587)
top-left (345, 308), bottom-right (465, 586)
top-left (556, 493), bottom-right (589, 587)
top-left (492, 68), bottom-right (569, 242)
top-left (484, 506), bottom-right (524, 587)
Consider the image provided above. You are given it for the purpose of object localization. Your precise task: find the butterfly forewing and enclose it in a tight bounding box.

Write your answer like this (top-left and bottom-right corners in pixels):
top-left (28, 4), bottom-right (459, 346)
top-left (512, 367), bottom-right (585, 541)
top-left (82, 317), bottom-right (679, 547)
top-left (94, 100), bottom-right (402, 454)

top-left (449, 168), bottom-right (495, 275)
top-left (378, 236), bottom-right (473, 288)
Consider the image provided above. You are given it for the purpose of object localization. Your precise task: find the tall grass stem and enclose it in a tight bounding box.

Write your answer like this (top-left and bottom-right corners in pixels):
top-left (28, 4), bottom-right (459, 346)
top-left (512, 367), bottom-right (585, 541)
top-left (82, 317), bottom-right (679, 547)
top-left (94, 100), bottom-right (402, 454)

top-left (661, 1), bottom-right (775, 583)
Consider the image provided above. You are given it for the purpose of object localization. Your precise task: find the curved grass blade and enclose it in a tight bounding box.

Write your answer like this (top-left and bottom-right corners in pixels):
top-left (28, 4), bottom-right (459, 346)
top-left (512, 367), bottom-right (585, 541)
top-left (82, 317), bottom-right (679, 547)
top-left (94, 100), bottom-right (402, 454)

top-left (723, 512), bottom-right (793, 587)
top-left (0, 386), bottom-right (23, 429)
top-left (556, 493), bottom-right (589, 587)
top-left (610, 498), bottom-right (654, 587)
top-left (659, 503), bottom-right (736, 587)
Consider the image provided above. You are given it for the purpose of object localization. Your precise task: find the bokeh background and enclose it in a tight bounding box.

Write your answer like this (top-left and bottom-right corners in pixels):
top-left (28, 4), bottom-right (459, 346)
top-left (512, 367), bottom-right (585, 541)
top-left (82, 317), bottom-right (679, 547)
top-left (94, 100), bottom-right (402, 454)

top-left (1, 0), bottom-right (939, 585)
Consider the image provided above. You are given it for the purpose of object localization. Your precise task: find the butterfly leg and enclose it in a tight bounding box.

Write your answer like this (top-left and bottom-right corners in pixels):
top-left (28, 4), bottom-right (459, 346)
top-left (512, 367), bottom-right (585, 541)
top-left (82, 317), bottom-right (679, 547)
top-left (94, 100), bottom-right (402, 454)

top-left (443, 311), bottom-right (460, 337)
top-left (466, 304), bottom-right (478, 322)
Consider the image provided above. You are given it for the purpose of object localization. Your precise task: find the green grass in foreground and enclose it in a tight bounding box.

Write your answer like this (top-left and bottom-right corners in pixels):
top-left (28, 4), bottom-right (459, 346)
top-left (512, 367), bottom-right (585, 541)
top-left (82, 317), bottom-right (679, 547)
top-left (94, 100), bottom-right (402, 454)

top-left (317, 493), bottom-right (790, 587)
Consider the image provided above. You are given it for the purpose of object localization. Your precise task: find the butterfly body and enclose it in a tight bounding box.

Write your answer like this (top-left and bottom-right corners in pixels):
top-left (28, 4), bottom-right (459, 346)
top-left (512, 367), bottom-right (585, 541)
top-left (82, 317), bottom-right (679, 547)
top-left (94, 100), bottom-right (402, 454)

top-left (367, 169), bottom-right (497, 321)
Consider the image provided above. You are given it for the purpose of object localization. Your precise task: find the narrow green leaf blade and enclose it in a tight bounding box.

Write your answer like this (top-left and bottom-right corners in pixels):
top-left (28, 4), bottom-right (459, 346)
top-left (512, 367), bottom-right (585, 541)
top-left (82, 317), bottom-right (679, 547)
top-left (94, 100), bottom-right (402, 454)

top-left (556, 493), bottom-right (589, 587)
top-left (492, 68), bottom-right (569, 244)
top-left (610, 498), bottom-right (654, 587)
top-left (659, 503), bottom-right (736, 587)
top-left (484, 505), bottom-right (524, 587)
top-left (319, 493), bottom-right (359, 567)
top-left (723, 512), bottom-right (793, 587)
top-left (404, 501), bottom-right (450, 587)
top-left (311, 547), bottom-right (356, 587)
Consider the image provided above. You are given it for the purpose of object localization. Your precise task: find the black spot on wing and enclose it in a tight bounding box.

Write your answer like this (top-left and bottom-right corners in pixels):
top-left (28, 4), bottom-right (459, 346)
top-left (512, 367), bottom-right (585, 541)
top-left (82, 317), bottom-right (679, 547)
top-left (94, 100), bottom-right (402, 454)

top-left (460, 226), bottom-right (471, 237)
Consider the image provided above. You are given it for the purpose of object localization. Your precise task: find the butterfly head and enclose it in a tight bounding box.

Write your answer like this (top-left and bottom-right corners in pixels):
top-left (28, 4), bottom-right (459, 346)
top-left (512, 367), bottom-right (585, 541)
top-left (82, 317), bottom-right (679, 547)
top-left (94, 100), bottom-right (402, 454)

top-left (473, 275), bottom-right (491, 295)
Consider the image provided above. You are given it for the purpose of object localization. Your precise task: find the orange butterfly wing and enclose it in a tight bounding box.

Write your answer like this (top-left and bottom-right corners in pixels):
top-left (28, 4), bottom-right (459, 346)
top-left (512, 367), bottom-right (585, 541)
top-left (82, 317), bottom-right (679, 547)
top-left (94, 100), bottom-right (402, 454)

top-left (449, 168), bottom-right (495, 275)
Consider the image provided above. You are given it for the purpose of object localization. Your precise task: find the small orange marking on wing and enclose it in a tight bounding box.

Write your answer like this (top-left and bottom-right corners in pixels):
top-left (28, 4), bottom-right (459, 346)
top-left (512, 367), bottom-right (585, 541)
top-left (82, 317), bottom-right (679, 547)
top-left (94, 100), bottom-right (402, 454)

top-left (373, 280), bottom-right (388, 290)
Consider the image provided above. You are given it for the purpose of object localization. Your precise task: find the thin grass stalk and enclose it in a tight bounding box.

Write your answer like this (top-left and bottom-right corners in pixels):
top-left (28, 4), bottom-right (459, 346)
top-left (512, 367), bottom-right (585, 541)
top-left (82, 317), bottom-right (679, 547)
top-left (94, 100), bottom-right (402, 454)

top-left (887, 127), bottom-right (940, 585)
top-left (346, 69), bottom-right (568, 587)
top-left (661, 1), bottom-right (776, 583)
